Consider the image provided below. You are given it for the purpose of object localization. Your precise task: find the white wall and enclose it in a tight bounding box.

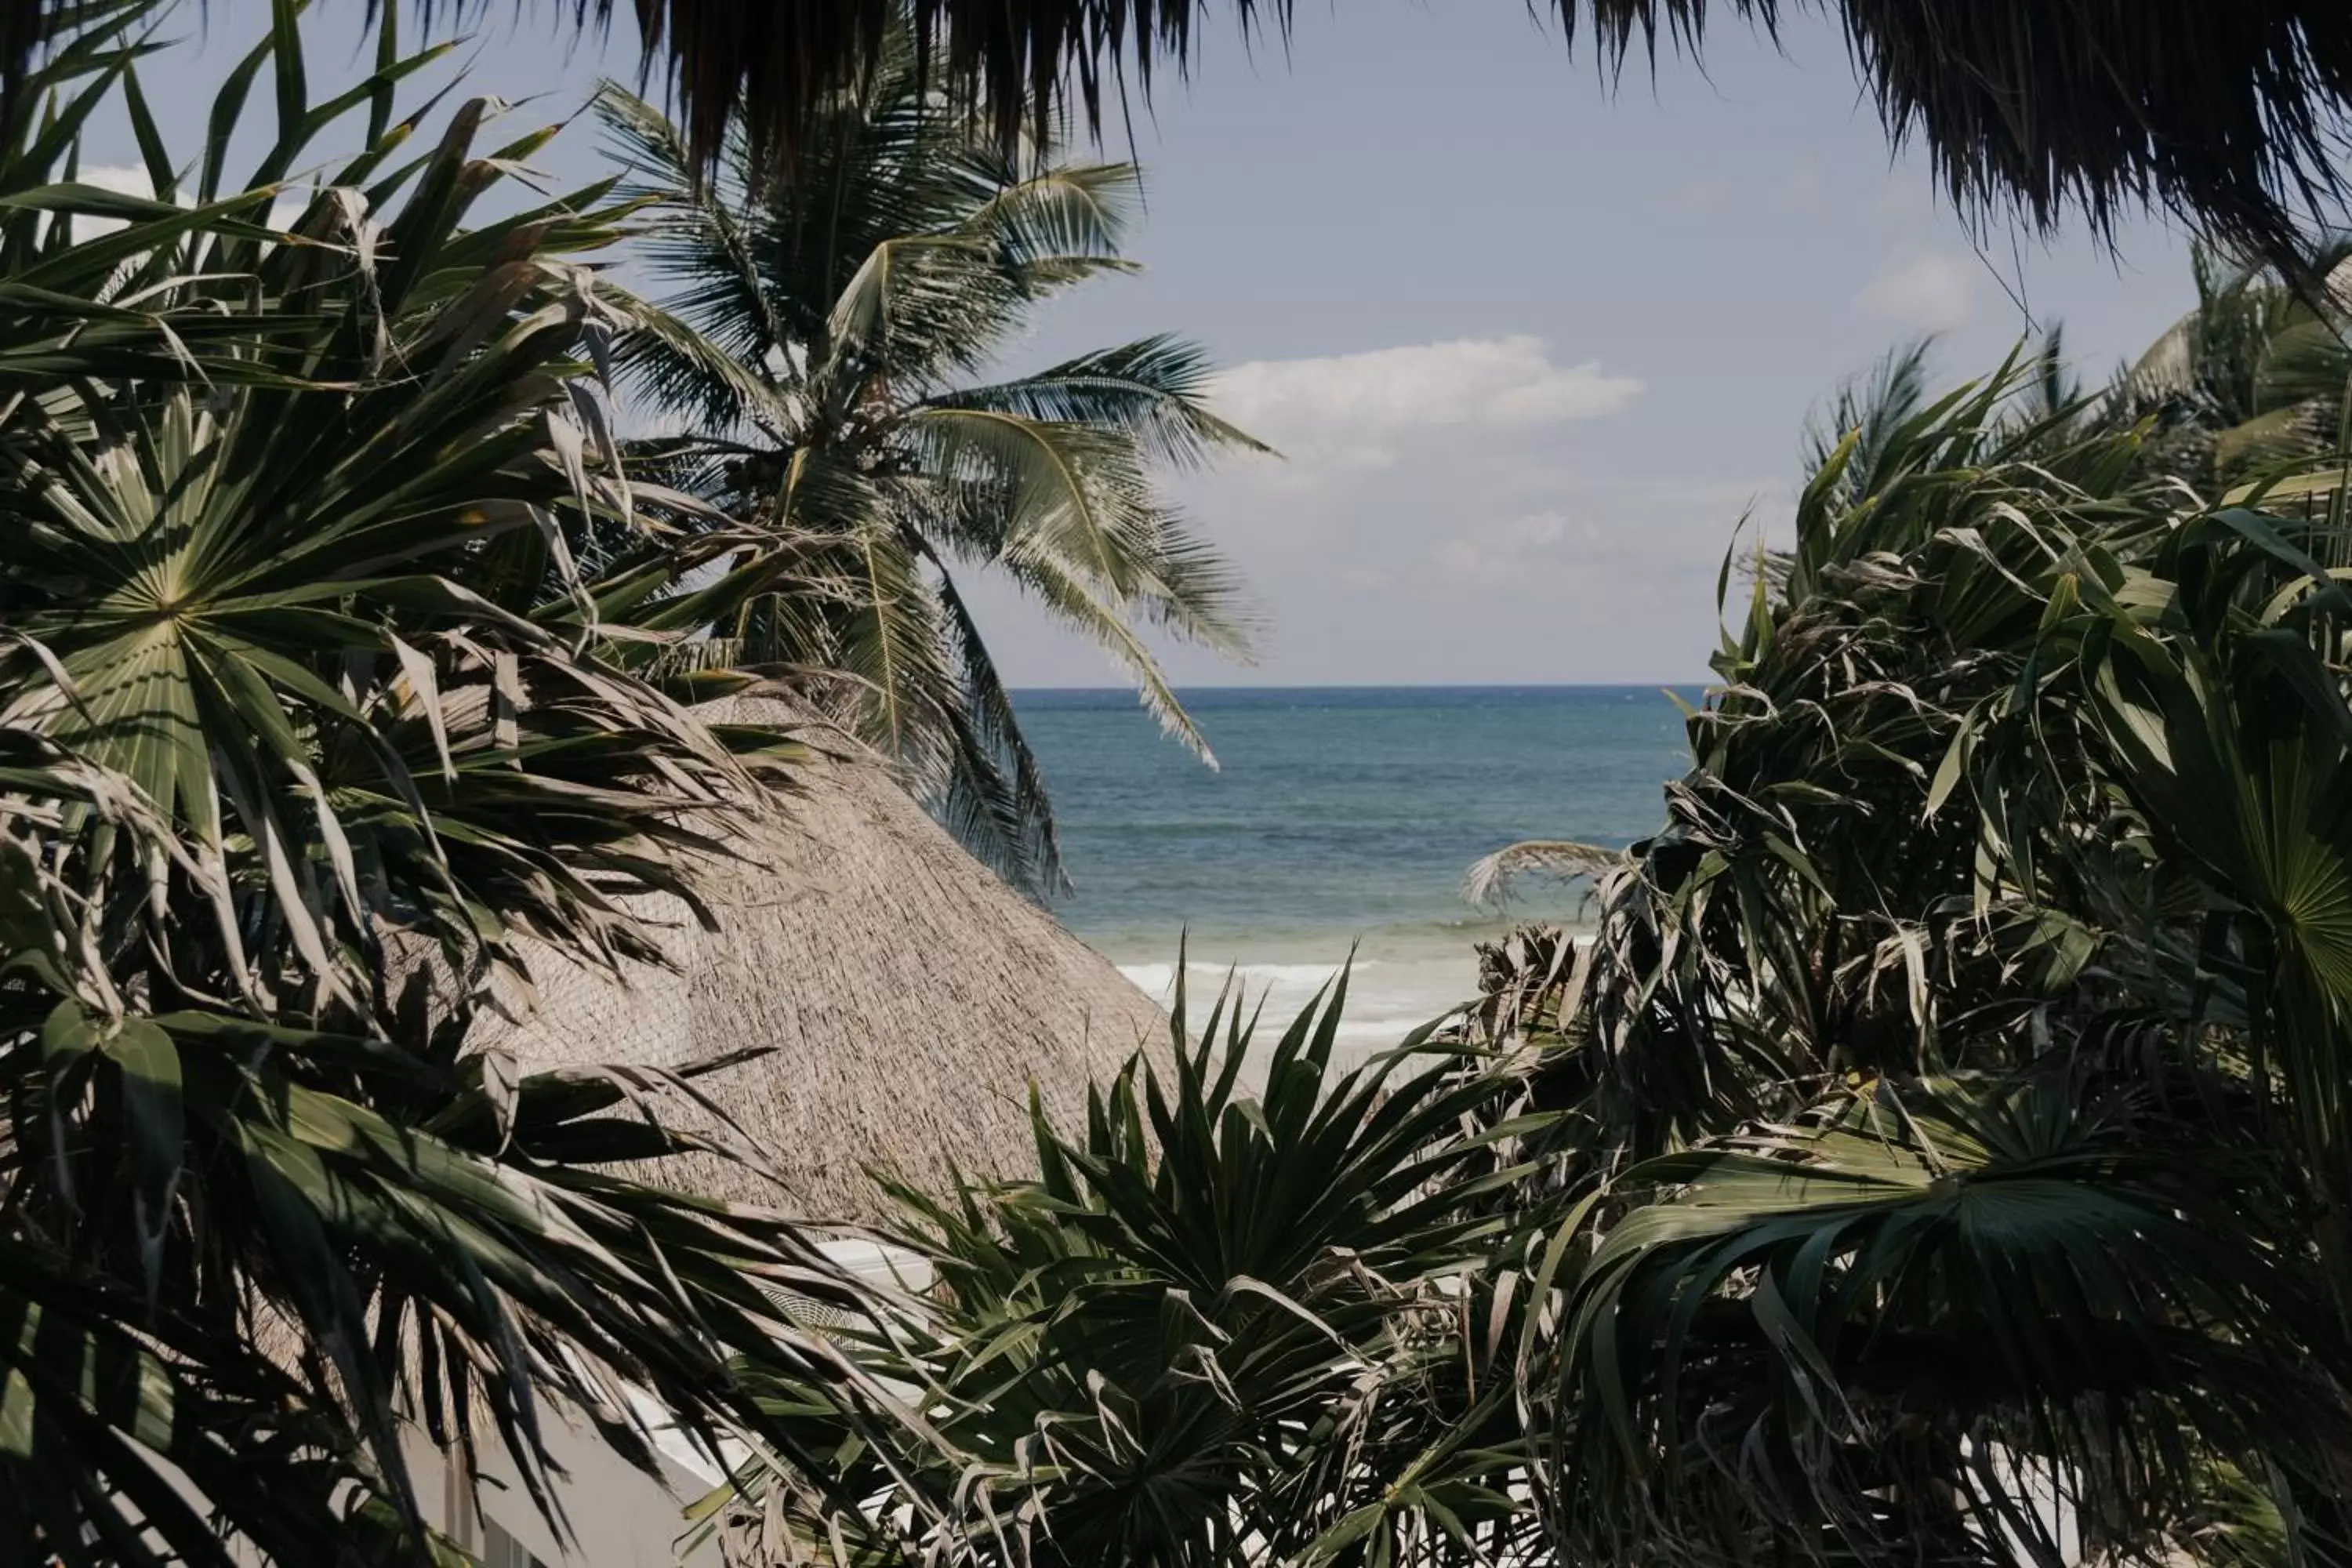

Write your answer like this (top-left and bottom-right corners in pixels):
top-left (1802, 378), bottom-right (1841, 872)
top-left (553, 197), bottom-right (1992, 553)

top-left (407, 1412), bottom-right (725, 1567)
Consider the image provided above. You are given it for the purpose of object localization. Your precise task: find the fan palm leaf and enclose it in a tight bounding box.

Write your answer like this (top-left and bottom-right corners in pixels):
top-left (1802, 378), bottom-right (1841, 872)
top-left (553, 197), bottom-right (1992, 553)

top-left (0, 8), bottom-right (923, 1558)
top-left (1546, 1073), bottom-right (2347, 1568)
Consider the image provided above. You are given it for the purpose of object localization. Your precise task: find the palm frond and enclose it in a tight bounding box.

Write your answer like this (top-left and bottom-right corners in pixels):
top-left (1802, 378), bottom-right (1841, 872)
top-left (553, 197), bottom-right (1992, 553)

top-left (0, 10), bottom-right (921, 1556)
top-left (711, 975), bottom-right (1562, 1568)
top-left (1460, 839), bottom-right (1623, 905)
top-left (1548, 1074), bottom-right (2347, 1568)
top-left (925, 333), bottom-right (1276, 471)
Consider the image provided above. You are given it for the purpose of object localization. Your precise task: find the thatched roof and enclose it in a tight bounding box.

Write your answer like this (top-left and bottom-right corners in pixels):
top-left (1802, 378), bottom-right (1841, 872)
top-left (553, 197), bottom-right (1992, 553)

top-left (15, 0), bottom-right (2350, 264)
top-left (619, 0), bottom-right (2345, 268)
top-left (471, 702), bottom-right (1166, 1228)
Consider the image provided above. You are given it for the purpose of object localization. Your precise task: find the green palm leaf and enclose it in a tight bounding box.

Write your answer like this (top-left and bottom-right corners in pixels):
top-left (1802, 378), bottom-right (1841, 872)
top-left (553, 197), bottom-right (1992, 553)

top-left (1549, 1074), bottom-right (2343, 1568)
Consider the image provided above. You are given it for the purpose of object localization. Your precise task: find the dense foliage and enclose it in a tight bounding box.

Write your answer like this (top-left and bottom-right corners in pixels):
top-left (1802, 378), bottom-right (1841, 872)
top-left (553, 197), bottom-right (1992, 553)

top-left (0, 5), bottom-right (911, 1560)
top-left (723, 278), bottom-right (2352, 1567)
top-left (17, 0), bottom-right (2352, 1563)
top-left (1543, 358), bottom-right (2352, 1564)
top-left (710, 974), bottom-right (1555, 1567)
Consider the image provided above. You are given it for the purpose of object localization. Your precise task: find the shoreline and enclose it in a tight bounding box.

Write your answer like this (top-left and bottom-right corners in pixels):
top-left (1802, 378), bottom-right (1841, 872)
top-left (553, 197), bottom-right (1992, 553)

top-left (1085, 914), bottom-right (1591, 1053)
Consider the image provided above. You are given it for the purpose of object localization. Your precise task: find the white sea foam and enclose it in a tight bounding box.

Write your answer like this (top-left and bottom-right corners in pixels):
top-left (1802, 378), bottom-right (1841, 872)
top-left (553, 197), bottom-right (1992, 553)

top-left (1116, 953), bottom-right (1473, 1062)
top-left (1116, 960), bottom-right (1383, 993)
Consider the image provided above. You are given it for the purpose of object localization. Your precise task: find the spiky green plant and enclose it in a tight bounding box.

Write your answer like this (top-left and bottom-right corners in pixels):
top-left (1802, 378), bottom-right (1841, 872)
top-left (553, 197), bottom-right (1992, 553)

top-left (1512, 357), bottom-right (2352, 1566)
top-left (704, 971), bottom-right (1564, 1568)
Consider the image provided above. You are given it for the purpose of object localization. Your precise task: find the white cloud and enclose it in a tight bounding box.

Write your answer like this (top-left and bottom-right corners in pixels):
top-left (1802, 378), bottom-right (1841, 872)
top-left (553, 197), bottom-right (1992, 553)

top-left (79, 164), bottom-right (154, 200)
top-left (958, 332), bottom-right (1790, 684)
top-left (1858, 249), bottom-right (1977, 332)
top-left (1211, 336), bottom-right (1643, 469)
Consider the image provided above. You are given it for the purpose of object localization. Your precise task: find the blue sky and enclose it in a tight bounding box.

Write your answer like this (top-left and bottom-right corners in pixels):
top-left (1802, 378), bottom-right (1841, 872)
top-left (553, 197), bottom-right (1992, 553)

top-left (93, 0), bottom-right (2200, 685)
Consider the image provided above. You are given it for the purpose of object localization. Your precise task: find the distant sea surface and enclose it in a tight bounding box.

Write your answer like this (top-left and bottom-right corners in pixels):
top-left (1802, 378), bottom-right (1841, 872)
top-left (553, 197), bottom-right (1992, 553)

top-left (1015, 685), bottom-right (1700, 1047)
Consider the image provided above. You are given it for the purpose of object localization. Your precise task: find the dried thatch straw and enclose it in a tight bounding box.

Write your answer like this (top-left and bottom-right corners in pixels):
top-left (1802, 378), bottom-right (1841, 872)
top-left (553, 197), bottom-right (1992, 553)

top-left (471, 698), bottom-right (1166, 1227)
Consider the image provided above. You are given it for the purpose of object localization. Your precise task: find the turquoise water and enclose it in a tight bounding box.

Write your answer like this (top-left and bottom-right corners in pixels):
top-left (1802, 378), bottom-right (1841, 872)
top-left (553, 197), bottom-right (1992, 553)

top-left (1016, 685), bottom-right (1700, 1042)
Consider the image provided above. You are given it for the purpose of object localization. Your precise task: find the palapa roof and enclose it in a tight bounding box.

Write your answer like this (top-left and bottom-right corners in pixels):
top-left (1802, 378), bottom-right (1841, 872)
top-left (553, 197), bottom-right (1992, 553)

top-left (472, 699), bottom-right (1167, 1228)
top-left (615, 0), bottom-right (2341, 271)
top-left (16, 0), bottom-right (2340, 274)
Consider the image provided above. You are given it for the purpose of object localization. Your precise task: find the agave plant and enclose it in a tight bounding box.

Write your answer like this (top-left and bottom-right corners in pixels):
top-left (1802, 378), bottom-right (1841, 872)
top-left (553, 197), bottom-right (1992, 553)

top-left (0, 7), bottom-right (920, 1561)
top-left (594, 35), bottom-right (1263, 895)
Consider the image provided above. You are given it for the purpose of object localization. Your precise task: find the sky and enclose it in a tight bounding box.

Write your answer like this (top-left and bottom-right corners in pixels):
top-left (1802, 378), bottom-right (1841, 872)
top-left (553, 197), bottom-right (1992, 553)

top-left (88, 0), bottom-right (2205, 687)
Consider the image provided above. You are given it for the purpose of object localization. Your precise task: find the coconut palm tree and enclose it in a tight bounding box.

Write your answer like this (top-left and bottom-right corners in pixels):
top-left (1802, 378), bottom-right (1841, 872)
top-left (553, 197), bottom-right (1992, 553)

top-left (0, 9), bottom-right (907, 1559)
top-left (595, 56), bottom-right (1262, 893)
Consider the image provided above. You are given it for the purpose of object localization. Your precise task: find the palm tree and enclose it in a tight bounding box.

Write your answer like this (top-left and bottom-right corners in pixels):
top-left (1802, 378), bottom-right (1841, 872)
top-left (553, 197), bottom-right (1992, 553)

top-left (596, 56), bottom-right (1262, 893)
top-left (0, 9), bottom-right (907, 1559)
top-left (2108, 241), bottom-right (2352, 492)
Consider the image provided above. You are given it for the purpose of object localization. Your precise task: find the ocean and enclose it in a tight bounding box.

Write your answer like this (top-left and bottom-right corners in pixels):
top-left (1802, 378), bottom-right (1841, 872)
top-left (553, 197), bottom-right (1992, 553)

top-left (1016, 685), bottom-right (1701, 1048)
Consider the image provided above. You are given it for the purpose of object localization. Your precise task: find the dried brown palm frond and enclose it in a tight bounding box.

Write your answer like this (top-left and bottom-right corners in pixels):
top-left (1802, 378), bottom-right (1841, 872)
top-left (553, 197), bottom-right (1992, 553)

top-left (1461, 923), bottom-right (1585, 1044)
top-left (1824, 0), bottom-right (2352, 274)
top-left (1460, 838), bottom-right (1624, 906)
top-left (615, 0), bottom-right (2352, 270)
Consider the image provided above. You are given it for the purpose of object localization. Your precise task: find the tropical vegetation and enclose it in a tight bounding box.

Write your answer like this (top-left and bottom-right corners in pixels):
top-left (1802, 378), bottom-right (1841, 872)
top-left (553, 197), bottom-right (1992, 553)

top-left (0, 5), bottom-right (924, 1559)
top-left (0, 0), bottom-right (1269, 1553)
top-left (1527, 350), bottom-right (2352, 1564)
top-left (597, 49), bottom-right (1259, 891)
top-left (706, 975), bottom-right (1550, 1566)
top-left (706, 260), bottom-right (2352, 1568)
top-left (17, 0), bottom-right (2352, 1562)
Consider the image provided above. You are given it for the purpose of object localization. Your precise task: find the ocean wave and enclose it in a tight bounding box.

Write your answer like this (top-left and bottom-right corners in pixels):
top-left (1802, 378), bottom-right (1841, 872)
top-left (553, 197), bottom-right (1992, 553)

top-left (1330, 1017), bottom-right (1451, 1043)
top-left (1115, 957), bottom-right (1479, 1057)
